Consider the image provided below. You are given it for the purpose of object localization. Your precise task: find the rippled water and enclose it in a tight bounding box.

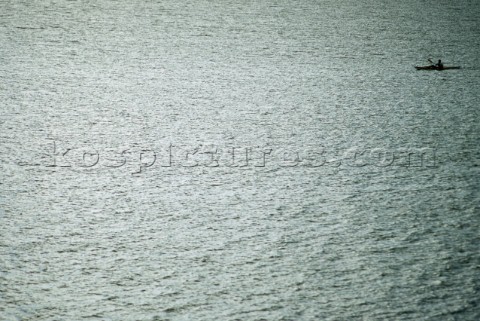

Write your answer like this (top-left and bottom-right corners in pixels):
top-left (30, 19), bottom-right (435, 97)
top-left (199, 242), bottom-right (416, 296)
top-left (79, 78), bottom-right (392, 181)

top-left (1, 0), bottom-right (479, 320)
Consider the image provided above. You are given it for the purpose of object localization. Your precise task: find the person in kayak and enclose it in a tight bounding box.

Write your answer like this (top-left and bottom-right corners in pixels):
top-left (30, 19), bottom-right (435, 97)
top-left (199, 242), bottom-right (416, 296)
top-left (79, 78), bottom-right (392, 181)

top-left (435, 59), bottom-right (444, 70)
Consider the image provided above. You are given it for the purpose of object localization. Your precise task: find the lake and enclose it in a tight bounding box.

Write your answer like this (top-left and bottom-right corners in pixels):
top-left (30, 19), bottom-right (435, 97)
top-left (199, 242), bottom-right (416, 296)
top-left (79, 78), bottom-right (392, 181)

top-left (1, 0), bottom-right (479, 320)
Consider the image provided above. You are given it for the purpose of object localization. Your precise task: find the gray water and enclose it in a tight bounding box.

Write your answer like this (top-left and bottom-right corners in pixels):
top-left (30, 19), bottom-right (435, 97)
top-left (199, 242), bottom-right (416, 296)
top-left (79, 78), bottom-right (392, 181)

top-left (1, 0), bottom-right (479, 320)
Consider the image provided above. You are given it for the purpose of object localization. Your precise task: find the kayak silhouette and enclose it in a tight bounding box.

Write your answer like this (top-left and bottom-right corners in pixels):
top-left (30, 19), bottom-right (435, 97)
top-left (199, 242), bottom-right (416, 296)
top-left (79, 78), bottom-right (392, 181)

top-left (415, 58), bottom-right (460, 70)
top-left (415, 65), bottom-right (461, 70)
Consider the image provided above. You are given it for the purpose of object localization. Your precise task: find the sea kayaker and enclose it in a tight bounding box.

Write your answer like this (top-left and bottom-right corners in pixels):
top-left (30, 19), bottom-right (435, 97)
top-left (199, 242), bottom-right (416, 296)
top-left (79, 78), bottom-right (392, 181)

top-left (436, 59), bottom-right (444, 70)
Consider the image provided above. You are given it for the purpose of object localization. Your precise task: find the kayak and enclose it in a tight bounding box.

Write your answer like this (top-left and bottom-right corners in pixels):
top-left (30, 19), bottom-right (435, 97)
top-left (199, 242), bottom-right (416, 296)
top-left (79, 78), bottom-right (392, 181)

top-left (415, 65), bottom-right (461, 70)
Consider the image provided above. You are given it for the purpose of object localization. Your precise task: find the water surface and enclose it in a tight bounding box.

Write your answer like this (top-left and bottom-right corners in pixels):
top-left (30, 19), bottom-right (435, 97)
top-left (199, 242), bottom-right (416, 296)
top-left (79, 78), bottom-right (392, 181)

top-left (1, 0), bottom-right (479, 320)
